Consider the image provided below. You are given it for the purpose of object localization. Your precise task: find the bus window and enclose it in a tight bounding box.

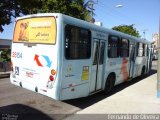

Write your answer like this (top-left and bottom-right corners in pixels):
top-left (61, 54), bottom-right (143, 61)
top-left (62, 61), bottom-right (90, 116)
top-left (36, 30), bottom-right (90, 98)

top-left (65, 25), bottom-right (91, 59)
top-left (120, 38), bottom-right (129, 57)
top-left (99, 42), bottom-right (105, 64)
top-left (93, 41), bottom-right (99, 65)
top-left (137, 43), bottom-right (143, 57)
top-left (146, 45), bottom-right (149, 56)
top-left (142, 43), bottom-right (145, 56)
top-left (108, 35), bottom-right (119, 58)
top-left (142, 44), bottom-right (145, 56)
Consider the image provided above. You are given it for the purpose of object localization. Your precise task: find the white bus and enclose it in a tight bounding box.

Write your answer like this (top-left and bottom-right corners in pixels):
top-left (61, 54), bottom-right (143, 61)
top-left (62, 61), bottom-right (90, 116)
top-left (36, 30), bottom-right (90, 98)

top-left (10, 13), bottom-right (152, 100)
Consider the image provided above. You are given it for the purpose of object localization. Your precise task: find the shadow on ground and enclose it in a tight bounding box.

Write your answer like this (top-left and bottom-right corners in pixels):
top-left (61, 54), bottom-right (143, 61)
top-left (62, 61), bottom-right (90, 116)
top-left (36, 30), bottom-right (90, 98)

top-left (0, 104), bottom-right (66, 120)
top-left (65, 69), bottom-right (157, 109)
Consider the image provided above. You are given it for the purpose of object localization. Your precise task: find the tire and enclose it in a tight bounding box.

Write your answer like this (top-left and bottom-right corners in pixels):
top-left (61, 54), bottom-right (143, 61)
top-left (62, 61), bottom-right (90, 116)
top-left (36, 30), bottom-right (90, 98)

top-left (104, 74), bottom-right (115, 94)
top-left (141, 66), bottom-right (145, 76)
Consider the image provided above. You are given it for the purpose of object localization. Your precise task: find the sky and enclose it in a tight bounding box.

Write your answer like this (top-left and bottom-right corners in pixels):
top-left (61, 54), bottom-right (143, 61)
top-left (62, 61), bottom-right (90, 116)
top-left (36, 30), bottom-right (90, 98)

top-left (0, 0), bottom-right (159, 41)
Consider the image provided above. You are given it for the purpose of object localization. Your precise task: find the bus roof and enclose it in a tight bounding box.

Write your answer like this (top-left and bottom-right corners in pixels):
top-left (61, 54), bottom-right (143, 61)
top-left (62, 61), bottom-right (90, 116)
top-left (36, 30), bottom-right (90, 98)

top-left (15, 13), bottom-right (151, 44)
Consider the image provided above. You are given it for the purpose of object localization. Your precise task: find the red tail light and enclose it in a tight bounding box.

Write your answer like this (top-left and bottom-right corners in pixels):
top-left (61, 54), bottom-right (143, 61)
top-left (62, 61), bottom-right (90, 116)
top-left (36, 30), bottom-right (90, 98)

top-left (49, 75), bottom-right (54, 81)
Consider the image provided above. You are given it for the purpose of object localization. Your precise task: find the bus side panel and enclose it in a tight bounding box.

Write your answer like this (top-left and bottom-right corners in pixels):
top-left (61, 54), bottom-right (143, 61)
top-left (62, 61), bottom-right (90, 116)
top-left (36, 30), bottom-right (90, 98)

top-left (60, 60), bottom-right (91, 100)
top-left (59, 21), bottom-right (92, 100)
top-left (104, 57), bottom-right (130, 87)
top-left (134, 56), bottom-right (148, 77)
top-left (61, 83), bottom-right (89, 100)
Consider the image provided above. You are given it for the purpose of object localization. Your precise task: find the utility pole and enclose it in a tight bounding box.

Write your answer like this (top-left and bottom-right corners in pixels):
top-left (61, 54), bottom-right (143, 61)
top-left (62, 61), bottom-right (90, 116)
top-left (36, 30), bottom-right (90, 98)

top-left (143, 31), bottom-right (146, 39)
top-left (157, 16), bottom-right (160, 98)
top-left (141, 29), bottom-right (148, 40)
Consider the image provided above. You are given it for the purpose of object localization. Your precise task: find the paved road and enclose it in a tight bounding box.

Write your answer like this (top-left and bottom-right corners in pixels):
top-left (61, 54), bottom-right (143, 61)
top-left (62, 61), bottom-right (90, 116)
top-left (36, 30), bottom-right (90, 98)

top-left (0, 61), bottom-right (157, 120)
top-left (0, 79), bottom-right (80, 120)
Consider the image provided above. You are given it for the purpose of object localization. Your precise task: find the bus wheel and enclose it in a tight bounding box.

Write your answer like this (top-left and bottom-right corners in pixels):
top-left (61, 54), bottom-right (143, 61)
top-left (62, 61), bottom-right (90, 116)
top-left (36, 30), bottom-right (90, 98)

top-left (141, 66), bottom-right (145, 76)
top-left (104, 74), bottom-right (115, 94)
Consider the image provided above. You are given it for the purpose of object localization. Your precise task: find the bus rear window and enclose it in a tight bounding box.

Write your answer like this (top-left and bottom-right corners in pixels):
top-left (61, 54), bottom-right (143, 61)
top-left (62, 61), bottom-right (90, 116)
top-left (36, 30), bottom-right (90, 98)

top-left (13, 17), bottom-right (56, 44)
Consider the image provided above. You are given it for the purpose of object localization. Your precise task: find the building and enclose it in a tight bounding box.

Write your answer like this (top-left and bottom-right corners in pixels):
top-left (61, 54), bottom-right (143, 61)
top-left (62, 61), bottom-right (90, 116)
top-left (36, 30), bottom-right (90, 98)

top-left (0, 39), bottom-right (12, 49)
top-left (0, 39), bottom-right (12, 72)
top-left (152, 33), bottom-right (159, 47)
top-left (152, 33), bottom-right (159, 59)
top-left (0, 38), bottom-right (12, 58)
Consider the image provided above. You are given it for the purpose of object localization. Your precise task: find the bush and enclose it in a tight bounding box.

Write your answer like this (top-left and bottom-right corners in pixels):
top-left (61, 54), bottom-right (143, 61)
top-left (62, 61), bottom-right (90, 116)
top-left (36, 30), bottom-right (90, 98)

top-left (0, 49), bottom-right (11, 62)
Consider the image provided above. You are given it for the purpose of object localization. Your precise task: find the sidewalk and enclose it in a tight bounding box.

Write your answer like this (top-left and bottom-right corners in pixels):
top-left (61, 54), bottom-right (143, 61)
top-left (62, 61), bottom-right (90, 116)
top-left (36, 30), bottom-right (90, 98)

top-left (65, 73), bottom-right (160, 119)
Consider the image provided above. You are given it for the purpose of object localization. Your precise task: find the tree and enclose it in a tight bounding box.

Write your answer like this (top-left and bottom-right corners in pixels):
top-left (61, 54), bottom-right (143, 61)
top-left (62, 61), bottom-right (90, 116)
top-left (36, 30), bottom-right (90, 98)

top-left (112, 24), bottom-right (140, 37)
top-left (0, 49), bottom-right (11, 62)
top-left (0, 0), bottom-right (90, 32)
top-left (0, 0), bottom-right (21, 32)
top-left (38, 0), bottom-right (90, 20)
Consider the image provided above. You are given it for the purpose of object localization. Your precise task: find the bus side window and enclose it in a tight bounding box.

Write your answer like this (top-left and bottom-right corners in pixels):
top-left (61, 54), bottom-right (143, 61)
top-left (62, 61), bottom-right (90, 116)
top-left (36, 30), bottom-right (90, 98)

top-left (99, 42), bottom-right (105, 64)
top-left (142, 44), bottom-right (146, 56)
top-left (146, 45), bottom-right (149, 56)
top-left (137, 43), bottom-right (145, 57)
top-left (130, 44), bottom-right (135, 61)
top-left (144, 44), bottom-right (148, 56)
top-left (120, 38), bottom-right (129, 57)
top-left (65, 25), bottom-right (91, 59)
top-left (93, 41), bottom-right (99, 65)
top-left (108, 35), bottom-right (119, 58)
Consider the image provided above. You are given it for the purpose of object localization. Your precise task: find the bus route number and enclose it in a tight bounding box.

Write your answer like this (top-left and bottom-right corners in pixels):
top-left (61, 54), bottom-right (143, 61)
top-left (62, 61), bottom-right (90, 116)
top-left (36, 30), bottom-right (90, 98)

top-left (12, 52), bottom-right (22, 59)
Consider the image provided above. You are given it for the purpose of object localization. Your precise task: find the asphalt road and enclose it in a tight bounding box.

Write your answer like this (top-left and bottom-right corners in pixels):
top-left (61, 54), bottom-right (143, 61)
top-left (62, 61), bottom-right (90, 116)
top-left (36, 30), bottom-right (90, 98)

top-left (0, 61), bottom-right (157, 120)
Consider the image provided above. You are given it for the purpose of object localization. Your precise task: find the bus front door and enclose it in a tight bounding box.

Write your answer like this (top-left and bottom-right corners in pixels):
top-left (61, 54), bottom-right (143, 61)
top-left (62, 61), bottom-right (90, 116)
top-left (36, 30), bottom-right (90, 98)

top-left (90, 39), bottom-right (105, 93)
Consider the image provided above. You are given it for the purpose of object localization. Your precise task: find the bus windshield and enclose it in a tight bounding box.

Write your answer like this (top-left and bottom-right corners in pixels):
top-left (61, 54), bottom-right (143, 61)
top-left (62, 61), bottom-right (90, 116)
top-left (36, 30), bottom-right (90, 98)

top-left (13, 17), bottom-right (56, 44)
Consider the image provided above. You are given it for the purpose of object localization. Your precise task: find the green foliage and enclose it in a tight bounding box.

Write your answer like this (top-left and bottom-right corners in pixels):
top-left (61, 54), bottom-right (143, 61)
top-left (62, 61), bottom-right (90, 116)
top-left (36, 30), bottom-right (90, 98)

top-left (37, 0), bottom-right (90, 20)
top-left (0, 49), bottom-right (11, 62)
top-left (0, 0), bottom-right (90, 32)
top-left (0, 0), bottom-right (22, 32)
top-left (112, 24), bottom-right (141, 38)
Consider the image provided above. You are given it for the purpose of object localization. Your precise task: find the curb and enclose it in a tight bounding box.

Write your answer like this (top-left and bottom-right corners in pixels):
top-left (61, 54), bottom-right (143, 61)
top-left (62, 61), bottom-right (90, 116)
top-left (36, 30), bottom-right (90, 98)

top-left (0, 71), bottom-right (11, 78)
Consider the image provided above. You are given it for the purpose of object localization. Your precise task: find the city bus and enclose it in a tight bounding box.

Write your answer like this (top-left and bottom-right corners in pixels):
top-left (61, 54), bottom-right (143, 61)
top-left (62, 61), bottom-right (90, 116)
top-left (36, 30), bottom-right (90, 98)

top-left (10, 13), bottom-right (152, 100)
